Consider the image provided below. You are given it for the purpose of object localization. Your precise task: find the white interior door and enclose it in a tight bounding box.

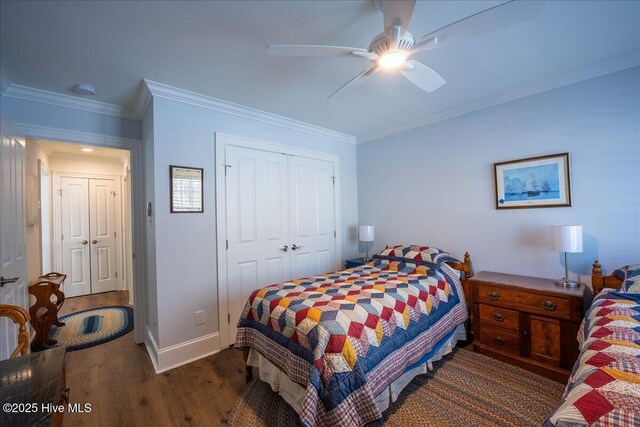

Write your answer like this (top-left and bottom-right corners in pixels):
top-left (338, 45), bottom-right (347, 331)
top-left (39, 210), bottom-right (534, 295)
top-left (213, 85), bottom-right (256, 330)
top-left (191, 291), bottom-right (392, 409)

top-left (0, 134), bottom-right (28, 361)
top-left (61, 177), bottom-right (91, 297)
top-left (288, 156), bottom-right (336, 278)
top-left (225, 146), bottom-right (290, 343)
top-left (89, 179), bottom-right (118, 293)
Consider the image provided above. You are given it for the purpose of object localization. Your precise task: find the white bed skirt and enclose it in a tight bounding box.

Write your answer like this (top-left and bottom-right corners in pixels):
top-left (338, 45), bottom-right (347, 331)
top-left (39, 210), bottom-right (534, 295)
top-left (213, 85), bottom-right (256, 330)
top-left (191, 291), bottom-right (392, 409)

top-left (246, 324), bottom-right (467, 414)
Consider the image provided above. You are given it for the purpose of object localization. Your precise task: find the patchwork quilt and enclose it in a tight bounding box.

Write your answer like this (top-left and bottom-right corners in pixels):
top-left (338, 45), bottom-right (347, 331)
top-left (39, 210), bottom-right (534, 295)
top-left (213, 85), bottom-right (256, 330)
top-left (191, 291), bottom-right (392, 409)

top-left (549, 290), bottom-right (640, 426)
top-left (235, 259), bottom-right (468, 427)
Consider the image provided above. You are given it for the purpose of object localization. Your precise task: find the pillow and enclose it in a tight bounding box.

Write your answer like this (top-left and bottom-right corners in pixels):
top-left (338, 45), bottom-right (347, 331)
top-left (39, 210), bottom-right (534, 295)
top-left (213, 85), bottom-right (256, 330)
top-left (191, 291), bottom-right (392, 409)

top-left (611, 263), bottom-right (640, 293)
top-left (373, 244), bottom-right (460, 268)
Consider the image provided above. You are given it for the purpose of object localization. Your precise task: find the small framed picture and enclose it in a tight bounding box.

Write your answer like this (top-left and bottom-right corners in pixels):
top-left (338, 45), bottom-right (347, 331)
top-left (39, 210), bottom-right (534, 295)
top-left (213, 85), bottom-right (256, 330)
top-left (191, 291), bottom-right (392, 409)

top-left (170, 165), bottom-right (203, 213)
top-left (494, 153), bottom-right (571, 209)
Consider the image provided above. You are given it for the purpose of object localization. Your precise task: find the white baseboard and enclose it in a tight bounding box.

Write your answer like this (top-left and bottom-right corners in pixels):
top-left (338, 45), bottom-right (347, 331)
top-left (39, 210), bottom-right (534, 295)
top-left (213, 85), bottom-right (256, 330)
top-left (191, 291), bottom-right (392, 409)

top-left (143, 327), bottom-right (221, 374)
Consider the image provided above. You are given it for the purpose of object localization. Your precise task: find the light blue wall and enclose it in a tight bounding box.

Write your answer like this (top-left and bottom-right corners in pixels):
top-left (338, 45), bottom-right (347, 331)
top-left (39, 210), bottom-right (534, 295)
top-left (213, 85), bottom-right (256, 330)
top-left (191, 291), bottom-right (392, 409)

top-left (0, 96), bottom-right (141, 140)
top-left (148, 96), bottom-right (359, 348)
top-left (357, 66), bottom-right (640, 284)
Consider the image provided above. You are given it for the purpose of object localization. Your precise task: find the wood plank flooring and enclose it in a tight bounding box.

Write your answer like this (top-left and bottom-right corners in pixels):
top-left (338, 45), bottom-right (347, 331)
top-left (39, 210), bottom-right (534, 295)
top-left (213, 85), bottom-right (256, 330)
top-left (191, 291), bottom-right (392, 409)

top-left (60, 291), bottom-right (245, 427)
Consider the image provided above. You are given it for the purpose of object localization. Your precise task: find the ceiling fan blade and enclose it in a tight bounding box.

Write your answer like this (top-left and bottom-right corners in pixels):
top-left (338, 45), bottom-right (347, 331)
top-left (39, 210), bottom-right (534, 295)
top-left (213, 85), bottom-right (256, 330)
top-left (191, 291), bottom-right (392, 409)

top-left (267, 45), bottom-right (369, 57)
top-left (416, 0), bottom-right (544, 51)
top-left (382, 0), bottom-right (416, 37)
top-left (326, 67), bottom-right (376, 101)
top-left (400, 60), bottom-right (445, 93)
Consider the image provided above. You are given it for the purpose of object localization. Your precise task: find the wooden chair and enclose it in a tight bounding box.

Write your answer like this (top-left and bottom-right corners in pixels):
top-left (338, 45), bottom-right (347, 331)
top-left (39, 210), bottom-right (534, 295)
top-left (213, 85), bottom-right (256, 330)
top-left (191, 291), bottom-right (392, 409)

top-left (0, 304), bottom-right (31, 358)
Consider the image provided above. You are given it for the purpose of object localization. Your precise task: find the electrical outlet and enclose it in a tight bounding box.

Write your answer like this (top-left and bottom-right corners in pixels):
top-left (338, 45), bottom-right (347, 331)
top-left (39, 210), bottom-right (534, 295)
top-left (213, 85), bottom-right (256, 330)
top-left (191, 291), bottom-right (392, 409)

top-left (195, 310), bottom-right (205, 325)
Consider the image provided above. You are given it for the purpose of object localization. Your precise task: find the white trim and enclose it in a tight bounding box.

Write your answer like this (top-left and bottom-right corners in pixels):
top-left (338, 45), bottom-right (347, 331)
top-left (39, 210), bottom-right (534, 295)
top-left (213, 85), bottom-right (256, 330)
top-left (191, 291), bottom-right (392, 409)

top-left (215, 133), bottom-right (343, 348)
top-left (358, 51), bottom-right (640, 143)
top-left (140, 80), bottom-right (357, 144)
top-left (2, 82), bottom-right (137, 120)
top-left (14, 123), bottom-right (140, 147)
top-left (15, 123), bottom-right (147, 348)
top-left (145, 326), bottom-right (160, 372)
top-left (146, 330), bottom-right (221, 374)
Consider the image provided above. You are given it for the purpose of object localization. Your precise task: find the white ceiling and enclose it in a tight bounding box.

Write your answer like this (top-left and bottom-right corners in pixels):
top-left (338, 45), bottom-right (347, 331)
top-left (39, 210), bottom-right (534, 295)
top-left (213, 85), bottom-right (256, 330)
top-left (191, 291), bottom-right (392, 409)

top-left (1, 1), bottom-right (639, 141)
top-left (35, 139), bottom-right (129, 163)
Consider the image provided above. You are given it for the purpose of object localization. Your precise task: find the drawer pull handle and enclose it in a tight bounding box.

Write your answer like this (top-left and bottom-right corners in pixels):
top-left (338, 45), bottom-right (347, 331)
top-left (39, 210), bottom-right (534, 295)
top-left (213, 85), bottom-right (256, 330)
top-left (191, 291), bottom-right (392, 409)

top-left (541, 300), bottom-right (557, 311)
top-left (493, 336), bottom-right (506, 346)
top-left (492, 312), bottom-right (505, 322)
top-left (61, 388), bottom-right (70, 403)
top-left (488, 291), bottom-right (500, 301)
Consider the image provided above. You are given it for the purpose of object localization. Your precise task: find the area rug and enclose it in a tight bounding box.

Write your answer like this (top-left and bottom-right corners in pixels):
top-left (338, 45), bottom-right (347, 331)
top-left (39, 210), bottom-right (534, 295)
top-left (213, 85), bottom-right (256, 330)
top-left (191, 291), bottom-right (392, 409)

top-left (229, 348), bottom-right (565, 426)
top-left (35, 306), bottom-right (134, 352)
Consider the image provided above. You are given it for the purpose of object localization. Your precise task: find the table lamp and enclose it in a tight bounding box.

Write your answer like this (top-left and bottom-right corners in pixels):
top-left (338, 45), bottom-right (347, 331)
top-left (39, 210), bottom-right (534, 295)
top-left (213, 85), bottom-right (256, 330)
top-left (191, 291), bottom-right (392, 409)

top-left (359, 225), bottom-right (374, 261)
top-left (549, 225), bottom-right (583, 288)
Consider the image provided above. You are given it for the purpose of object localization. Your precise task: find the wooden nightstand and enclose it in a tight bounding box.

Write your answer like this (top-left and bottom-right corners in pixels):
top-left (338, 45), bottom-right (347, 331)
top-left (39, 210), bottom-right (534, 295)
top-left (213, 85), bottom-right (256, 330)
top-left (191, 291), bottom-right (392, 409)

top-left (345, 257), bottom-right (367, 269)
top-left (471, 271), bottom-right (587, 382)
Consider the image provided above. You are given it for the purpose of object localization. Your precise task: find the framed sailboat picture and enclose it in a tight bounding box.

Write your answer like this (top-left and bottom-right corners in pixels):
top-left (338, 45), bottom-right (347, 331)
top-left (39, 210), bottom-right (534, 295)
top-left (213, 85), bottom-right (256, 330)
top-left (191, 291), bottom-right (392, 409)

top-left (494, 153), bottom-right (571, 209)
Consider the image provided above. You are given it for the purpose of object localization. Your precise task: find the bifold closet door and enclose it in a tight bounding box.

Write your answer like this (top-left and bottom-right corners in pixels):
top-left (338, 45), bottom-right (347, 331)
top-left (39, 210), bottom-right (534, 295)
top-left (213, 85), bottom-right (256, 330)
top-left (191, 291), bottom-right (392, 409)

top-left (288, 156), bottom-right (336, 278)
top-left (61, 177), bottom-right (91, 297)
top-left (89, 179), bottom-right (117, 294)
top-left (225, 146), bottom-right (290, 343)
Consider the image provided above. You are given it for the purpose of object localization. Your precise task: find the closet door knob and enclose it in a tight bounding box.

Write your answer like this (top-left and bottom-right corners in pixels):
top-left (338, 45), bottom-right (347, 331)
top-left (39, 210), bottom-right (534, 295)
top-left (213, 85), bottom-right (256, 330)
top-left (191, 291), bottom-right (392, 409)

top-left (280, 245), bottom-right (288, 252)
top-left (82, 240), bottom-right (88, 245)
top-left (92, 240), bottom-right (98, 244)
top-left (291, 244), bottom-right (303, 251)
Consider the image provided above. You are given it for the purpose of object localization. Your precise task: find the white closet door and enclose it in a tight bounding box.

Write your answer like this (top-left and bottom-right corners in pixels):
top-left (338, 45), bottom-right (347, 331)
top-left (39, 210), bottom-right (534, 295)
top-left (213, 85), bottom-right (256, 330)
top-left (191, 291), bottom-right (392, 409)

top-left (0, 135), bottom-right (28, 361)
top-left (61, 177), bottom-right (91, 297)
top-left (89, 179), bottom-right (118, 294)
top-left (225, 146), bottom-right (290, 344)
top-left (288, 156), bottom-right (336, 278)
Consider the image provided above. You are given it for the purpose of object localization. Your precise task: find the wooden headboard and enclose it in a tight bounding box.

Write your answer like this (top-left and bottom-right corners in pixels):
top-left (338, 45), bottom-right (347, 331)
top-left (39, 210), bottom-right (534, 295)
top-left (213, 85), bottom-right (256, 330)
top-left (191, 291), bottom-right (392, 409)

top-left (591, 260), bottom-right (623, 295)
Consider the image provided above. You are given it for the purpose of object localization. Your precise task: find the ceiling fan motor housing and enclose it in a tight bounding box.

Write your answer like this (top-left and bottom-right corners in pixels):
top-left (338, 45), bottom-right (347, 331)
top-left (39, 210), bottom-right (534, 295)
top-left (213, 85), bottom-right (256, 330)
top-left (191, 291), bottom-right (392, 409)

top-left (368, 31), bottom-right (415, 55)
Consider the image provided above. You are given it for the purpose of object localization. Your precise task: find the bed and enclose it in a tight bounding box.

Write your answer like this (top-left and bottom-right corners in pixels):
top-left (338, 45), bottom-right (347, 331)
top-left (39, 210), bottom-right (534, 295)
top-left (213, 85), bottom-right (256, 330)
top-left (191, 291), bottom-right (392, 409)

top-left (235, 245), bottom-right (472, 427)
top-left (547, 261), bottom-right (640, 426)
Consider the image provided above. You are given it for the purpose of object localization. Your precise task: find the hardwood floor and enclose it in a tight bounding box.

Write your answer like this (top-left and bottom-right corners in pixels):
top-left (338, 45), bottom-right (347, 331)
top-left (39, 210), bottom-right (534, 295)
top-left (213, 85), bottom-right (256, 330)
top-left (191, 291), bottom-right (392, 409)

top-left (60, 291), bottom-right (246, 427)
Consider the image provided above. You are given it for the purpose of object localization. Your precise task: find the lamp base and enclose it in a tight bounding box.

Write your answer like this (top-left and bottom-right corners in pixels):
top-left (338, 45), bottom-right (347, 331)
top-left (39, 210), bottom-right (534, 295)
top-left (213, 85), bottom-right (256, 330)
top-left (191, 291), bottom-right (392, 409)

top-left (554, 279), bottom-right (581, 288)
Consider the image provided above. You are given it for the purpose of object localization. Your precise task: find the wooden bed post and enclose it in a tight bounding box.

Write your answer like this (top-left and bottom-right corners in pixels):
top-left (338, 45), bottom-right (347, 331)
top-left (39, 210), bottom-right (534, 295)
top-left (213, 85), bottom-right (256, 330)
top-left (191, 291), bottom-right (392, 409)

top-left (592, 260), bottom-right (604, 295)
top-left (243, 347), bottom-right (253, 382)
top-left (462, 252), bottom-right (472, 280)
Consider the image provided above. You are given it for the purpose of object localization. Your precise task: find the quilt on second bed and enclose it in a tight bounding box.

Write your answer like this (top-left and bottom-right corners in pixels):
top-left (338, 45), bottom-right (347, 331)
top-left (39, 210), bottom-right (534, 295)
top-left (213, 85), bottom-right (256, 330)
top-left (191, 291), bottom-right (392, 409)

top-left (235, 254), bottom-right (468, 426)
top-left (549, 289), bottom-right (640, 426)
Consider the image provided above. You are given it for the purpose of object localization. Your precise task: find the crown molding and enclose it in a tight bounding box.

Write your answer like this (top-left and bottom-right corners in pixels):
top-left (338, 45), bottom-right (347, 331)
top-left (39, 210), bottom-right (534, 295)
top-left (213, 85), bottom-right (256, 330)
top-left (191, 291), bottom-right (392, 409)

top-left (138, 79), bottom-right (357, 145)
top-left (358, 50), bottom-right (640, 144)
top-left (0, 68), bottom-right (137, 120)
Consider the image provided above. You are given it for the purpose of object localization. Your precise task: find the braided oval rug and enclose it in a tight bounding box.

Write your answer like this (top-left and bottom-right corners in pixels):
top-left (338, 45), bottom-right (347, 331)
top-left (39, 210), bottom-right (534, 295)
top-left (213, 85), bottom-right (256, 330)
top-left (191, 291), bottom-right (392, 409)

top-left (230, 349), bottom-right (565, 426)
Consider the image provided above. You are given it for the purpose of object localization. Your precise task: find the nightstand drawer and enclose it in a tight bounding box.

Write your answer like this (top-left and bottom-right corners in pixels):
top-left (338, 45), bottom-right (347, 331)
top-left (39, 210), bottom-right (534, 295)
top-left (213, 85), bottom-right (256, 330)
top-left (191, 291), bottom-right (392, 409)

top-left (479, 304), bottom-right (519, 331)
top-left (477, 283), bottom-right (572, 319)
top-left (478, 324), bottom-right (520, 354)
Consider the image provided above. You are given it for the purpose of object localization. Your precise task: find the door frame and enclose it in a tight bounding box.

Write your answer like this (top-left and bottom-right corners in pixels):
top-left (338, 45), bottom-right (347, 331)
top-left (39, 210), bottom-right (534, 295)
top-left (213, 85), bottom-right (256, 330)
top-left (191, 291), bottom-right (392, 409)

top-left (53, 173), bottom-right (123, 296)
top-left (38, 158), bottom-right (52, 275)
top-left (14, 124), bottom-right (146, 345)
top-left (215, 133), bottom-right (342, 347)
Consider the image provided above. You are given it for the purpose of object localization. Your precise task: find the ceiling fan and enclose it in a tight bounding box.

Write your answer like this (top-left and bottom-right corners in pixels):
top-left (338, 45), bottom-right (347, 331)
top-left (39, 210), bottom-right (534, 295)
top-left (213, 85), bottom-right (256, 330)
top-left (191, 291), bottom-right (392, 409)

top-left (267, 0), bottom-right (543, 100)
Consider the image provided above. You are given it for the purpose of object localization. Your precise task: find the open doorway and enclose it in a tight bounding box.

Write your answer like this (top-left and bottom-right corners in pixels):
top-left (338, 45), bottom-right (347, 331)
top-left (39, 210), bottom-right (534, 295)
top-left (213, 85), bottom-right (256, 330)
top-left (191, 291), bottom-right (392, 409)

top-left (25, 139), bottom-right (134, 305)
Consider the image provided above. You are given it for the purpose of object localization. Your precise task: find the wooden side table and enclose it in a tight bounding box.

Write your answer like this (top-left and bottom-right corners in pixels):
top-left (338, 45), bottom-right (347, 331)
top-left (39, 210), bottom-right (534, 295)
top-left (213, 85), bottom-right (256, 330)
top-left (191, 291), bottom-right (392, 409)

top-left (471, 271), bottom-right (587, 382)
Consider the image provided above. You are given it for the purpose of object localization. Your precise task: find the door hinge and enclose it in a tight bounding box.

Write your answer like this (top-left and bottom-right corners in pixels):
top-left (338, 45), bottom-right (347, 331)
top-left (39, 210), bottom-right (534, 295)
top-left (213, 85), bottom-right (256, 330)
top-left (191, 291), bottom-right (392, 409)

top-left (114, 232), bottom-right (117, 238)
top-left (57, 189), bottom-right (62, 197)
top-left (224, 164), bottom-right (232, 176)
top-left (226, 239), bottom-right (229, 249)
top-left (334, 230), bottom-right (336, 238)
top-left (228, 313), bottom-right (231, 323)
top-left (61, 234), bottom-right (64, 241)
top-left (115, 272), bottom-right (118, 278)
top-left (331, 176), bottom-right (336, 185)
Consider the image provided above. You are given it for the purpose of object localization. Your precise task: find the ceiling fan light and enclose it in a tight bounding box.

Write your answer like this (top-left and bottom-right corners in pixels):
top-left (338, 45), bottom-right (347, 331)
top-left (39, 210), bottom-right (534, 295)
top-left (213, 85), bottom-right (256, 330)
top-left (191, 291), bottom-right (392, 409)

top-left (378, 51), bottom-right (406, 69)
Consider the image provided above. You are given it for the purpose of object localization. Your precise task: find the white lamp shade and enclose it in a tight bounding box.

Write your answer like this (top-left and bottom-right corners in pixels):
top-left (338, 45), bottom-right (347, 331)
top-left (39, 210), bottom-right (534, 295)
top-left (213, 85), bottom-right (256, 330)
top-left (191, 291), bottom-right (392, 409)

top-left (359, 225), bottom-right (374, 242)
top-left (549, 225), bottom-right (583, 253)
